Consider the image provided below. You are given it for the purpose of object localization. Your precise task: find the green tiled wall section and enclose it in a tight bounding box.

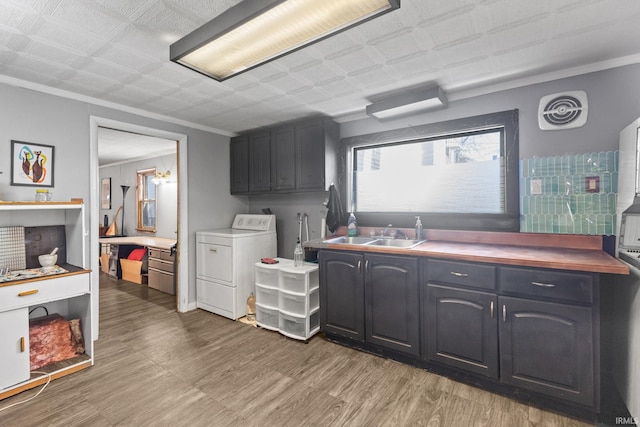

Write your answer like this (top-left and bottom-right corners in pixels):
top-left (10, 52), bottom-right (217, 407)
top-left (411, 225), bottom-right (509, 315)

top-left (519, 151), bottom-right (618, 235)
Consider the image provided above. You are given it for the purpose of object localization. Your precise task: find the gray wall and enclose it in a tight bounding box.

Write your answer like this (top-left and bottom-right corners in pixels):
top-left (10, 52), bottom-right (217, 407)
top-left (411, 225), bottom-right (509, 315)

top-left (100, 153), bottom-right (178, 239)
top-left (0, 82), bottom-right (246, 317)
top-left (342, 63), bottom-right (640, 157)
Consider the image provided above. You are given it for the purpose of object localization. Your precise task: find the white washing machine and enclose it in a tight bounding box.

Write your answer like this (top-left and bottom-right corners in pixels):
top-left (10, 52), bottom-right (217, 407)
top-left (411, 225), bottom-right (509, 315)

top-left (196, 214), bottom-right (277, 320)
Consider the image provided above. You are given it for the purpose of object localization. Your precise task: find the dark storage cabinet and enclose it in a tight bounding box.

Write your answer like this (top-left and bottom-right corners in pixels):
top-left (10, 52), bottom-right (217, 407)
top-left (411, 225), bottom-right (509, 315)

top-left (424, 284), bottom-right (498, 378)
top-left (230, 117), bottom-right (338, 194)
top-left (499, 296), bottom-right (594, 406)
top-left (365, 254), bottom-right (420, 356)
top-left (320, 250), bottom-right (601, 411)
top-left (319, 251), bottom-right (419, 356)
top-left (270, 126), bottom-right (295, 191)
top-left (423, 259), bottom-right (499, 377)
top-left (319, 251), bottom-right (365, 342)
top-left (248, 132), bottom-right (271, 192)
top-left (230, 136), bottom-right (249, 194)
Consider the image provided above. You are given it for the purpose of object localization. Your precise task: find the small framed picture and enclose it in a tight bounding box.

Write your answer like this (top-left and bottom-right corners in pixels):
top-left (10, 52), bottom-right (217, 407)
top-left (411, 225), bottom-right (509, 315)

top-left (10, 140), bottom-right (55, 187)
top-left (101, 178), bottom-right (111, 209)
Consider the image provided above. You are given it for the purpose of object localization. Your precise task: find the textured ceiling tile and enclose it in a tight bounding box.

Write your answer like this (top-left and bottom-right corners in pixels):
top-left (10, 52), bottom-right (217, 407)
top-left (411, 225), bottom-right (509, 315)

top-left (57, 69), bottom-right (120, 93)
top-left (145, 63), bottom-right (200, 86)
top-left (97, 44), bottom-right (159, 72)
top-left (133, 0), bottom-right (200, 40)
top-left (89, 0), bottom-right (157, 22)
top-left (22, 36), bottom-right (86, 66)
top-left (124, 74), bottom-right (180, 94)
top-left (50, 0), bottom-right (127, 38)
top-left (83, 59), bottom-right (142, 82)
top-left (33, 18), bottom-right (105, 56)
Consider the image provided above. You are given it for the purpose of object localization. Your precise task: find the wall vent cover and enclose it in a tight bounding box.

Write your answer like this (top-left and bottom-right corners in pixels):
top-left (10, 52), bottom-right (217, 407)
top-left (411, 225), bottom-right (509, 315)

top-left (538, 90), bottom-right (588, 130)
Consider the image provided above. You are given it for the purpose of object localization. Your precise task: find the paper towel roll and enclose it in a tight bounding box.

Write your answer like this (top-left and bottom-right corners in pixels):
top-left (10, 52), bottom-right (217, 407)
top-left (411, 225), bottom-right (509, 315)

top-left (321, 218), bottom-right (326, 238)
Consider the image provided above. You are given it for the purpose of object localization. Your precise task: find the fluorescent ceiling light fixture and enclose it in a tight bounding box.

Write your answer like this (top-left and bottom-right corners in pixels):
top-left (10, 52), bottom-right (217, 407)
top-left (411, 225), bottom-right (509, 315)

top-left (170, 0), bottom-right (400, 81)
top-left (366, 85), bottom-right (448, 120)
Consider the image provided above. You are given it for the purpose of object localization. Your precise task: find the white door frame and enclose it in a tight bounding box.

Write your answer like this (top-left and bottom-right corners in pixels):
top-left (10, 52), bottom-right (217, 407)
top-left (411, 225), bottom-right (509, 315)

top-left (89, 116), bottom-right (189, 337)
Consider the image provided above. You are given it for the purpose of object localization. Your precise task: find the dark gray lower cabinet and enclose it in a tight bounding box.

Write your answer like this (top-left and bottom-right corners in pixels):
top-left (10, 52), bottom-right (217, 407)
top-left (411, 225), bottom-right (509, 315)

top-left (365, 254), bottom-right (419, 357)
top-left (319, 250), bottom-right (600, 413)
top-left (499, 296), bottom-right (594, 406)
top-left (319, 251), bottom-right (365, 342)
top-left (425, 284), bottom-right (498, 378)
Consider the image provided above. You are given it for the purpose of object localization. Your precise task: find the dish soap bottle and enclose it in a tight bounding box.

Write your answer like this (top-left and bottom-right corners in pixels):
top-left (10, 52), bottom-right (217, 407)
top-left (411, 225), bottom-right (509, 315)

top-left (294, 239), bottom-right (304, 267)
top-left (415, 216), bottom-right (424, 240)
top-left (347, 212), bottom-right (358, 237)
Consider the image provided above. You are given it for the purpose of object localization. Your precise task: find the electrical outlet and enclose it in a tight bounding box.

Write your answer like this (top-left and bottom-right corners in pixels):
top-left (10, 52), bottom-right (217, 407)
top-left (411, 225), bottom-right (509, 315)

top-left (530, 178), bottom-right (543, 195)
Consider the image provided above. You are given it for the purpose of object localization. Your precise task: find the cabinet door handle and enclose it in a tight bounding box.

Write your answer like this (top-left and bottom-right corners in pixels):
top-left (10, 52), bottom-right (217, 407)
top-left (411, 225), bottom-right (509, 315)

top-left (209, 248), bottom-right (217, 253)
top-left (365, 260), bottom-right (369, 272)
top-left (357, 260), bottom-right (361, 272)
top-left (20, 337), bottom-right (25, 352)
top-left (18, 289), bottom-right (39, 297)
top-left (531, 281), bottom-right (556, 288)
top-left (450, 271), bottom-right (469, 278)
top-left (503, 305), bottom-right (507, 322)
top-left (490, 301), bottom-right (494, 318)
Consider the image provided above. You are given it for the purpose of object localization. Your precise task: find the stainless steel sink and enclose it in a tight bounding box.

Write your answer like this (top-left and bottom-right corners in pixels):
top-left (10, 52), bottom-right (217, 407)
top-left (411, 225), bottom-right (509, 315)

top-left (367, 239), bottom-right (426, 248)
top-left (322, 236), bottom-right (379, 245)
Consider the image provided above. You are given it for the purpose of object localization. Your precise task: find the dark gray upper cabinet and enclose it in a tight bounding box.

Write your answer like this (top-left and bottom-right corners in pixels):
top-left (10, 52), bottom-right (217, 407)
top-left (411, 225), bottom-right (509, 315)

top-left (248, 131), bottom-right (271, 193)
top-left (295, 120), bottom-right (328, 190)
top-left (229, 117), bottom-right (339, 195)
top-left (270, 126), bottom-right (295, 191)
top-left (230, 136), bottom-right (249, 194)
top-left (319, 250), bottom-right (365, 342)
top-left (365, 254), bottom-right (420, 356)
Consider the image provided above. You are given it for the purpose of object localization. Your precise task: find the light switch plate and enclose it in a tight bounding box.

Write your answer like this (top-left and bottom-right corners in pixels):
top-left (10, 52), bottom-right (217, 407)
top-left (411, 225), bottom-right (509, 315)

top-left (530, 178), bottom-right (543, 195)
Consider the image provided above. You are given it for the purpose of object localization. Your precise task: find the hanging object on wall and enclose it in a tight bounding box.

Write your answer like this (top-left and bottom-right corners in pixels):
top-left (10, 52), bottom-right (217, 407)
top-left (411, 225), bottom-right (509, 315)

top-left (538, 90), bottom-right (588, 130)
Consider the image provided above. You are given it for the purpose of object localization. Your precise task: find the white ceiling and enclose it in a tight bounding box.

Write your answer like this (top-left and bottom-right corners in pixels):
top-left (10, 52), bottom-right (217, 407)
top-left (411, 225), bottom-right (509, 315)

top-left (97, 127), bottom-right (176, 166)
top-left (2, 0), bottom-right (640, 140)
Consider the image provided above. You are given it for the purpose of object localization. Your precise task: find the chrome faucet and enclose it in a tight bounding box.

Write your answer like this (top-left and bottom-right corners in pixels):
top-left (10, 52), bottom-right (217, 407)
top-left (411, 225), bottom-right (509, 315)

top-left (381, 224), bottom-right (393, 238)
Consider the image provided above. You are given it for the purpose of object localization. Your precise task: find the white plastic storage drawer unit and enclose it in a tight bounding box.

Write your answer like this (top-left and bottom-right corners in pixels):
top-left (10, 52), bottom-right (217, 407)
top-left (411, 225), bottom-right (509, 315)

top-left (254, 260), bottom-right (319, 341)
top-left (256, 302), bottom-right (279, 331)
top-left (279, 310), bottom-right (320, 340)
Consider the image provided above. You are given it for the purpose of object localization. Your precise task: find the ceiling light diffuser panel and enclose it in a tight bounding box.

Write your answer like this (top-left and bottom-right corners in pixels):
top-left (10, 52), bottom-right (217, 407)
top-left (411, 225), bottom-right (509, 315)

top-left (170, 0), bottom-right (400, 81)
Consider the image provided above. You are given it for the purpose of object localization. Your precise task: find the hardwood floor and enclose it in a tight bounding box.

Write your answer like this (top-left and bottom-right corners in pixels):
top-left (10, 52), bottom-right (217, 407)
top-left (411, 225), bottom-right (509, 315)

top-left (0, 274), bottom-right (594, 426)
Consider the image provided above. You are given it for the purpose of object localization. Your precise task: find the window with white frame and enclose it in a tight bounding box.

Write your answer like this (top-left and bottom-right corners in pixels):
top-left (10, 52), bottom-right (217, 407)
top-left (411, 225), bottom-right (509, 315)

top-left (136, 168), bottom-right (157, 232)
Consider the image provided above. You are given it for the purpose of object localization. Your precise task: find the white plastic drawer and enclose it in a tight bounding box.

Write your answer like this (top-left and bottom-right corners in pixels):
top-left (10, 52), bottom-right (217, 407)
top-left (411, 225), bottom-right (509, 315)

top-left (255, 264), bottom-right (279, 288)
top-left (279, 290), bottom-right (306, 316)
top-left (255, 283), bottom-right (278, 308)
top-left (0, 273), bottom-right (90, 312)
top-left (278, 311), bottom-right (306, 339)
top-left (256, 303), bottom-right (279, 331)
top-left (279, 270), bottom-right (308, 293)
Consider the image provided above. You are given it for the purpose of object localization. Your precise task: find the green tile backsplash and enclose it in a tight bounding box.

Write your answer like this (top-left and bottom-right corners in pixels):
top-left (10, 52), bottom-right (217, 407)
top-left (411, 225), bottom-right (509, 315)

top-left (519, 151), bottom-right (618, 235)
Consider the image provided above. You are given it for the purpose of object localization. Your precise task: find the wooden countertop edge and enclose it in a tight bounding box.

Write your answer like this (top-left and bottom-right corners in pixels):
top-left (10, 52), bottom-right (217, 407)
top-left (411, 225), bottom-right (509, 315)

top-left (306, 238), bottom-right (629, 275)
top-left (0, 265), bottom-right (90, 288)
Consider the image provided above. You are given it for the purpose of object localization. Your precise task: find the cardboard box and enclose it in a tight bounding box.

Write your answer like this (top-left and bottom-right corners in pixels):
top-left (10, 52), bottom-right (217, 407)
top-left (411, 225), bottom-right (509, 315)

top-left (120, 258), bottom-right (144, 284)
top-left (100, 253), bottom-right (109, 274)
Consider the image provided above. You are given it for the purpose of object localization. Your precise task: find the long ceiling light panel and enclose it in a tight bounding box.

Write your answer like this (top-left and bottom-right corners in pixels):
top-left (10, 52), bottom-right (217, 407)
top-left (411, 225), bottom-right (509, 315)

top-left (170, 0), bottom-right (400, 81)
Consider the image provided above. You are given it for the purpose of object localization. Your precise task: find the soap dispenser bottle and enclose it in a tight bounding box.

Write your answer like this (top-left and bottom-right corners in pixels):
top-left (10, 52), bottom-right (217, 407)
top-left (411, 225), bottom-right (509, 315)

top-left (415, 216), bottom-right (424, 240)
top-left (347, 212), bottom-right (358, 237)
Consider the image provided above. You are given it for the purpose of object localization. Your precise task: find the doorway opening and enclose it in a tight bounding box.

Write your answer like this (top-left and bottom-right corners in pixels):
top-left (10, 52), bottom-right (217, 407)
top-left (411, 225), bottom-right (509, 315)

top-left (89, 117), bottom-right (189, 338)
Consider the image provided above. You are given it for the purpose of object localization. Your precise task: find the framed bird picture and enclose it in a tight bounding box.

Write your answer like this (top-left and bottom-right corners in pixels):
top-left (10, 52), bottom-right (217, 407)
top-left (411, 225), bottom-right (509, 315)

top-left (11, 140), bottom-right (55, 187)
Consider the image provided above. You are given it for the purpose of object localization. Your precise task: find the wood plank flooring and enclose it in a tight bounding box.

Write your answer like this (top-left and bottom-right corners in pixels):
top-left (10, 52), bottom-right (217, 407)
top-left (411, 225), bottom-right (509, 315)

top-left (0, 274), bottom-right (594, 426)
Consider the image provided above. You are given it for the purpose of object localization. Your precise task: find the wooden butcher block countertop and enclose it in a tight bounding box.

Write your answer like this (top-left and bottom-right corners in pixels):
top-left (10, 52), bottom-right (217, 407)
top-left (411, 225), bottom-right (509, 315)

top-left (305, 228), bottom-right (629, 275)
